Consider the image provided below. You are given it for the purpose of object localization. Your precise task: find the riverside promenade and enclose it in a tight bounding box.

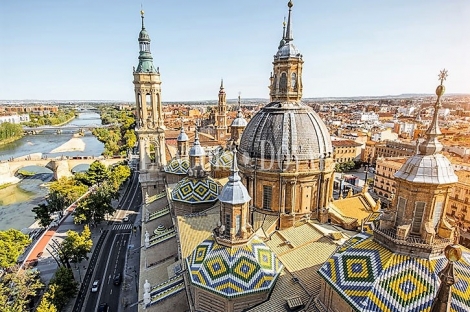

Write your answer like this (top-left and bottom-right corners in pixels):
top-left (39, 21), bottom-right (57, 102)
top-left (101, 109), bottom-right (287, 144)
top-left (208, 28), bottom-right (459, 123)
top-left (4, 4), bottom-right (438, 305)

top-left (22, 175), bottom-right (141, 312)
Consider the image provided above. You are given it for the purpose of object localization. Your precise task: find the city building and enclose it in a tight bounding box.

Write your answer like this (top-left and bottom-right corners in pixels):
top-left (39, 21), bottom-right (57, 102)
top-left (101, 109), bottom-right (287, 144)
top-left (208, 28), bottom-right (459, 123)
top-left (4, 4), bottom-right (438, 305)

top-left (317, 70), bottom-right (470, 312)
top-left (331, 138), bottom-right (362, 164)
top-left (0, 114), bottom-right (30, 124)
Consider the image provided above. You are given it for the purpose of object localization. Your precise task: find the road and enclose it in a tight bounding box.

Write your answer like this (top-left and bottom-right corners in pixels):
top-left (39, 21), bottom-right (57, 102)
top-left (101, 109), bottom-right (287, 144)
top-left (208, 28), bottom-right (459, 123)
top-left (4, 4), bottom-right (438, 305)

top-left (77, 167), bottom-right (142, 312)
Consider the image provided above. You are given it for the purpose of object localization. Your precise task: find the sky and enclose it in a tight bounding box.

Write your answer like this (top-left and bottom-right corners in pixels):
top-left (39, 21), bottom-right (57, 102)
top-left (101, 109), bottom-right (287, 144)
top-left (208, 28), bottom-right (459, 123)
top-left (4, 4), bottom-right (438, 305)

top-left (0, 0), bottom-right (469, 101)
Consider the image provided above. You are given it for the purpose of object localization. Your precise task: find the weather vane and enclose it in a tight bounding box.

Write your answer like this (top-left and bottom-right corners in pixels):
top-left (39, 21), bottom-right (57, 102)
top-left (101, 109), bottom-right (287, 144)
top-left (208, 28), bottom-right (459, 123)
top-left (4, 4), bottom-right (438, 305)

top-left (438, 69), bottom-right (448, 85)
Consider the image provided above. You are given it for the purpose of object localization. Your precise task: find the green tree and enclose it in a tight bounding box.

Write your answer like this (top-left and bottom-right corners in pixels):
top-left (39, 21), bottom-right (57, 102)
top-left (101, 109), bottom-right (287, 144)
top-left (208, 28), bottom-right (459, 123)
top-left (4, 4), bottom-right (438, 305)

top-left (73, 183), bottom-right (118, 224)
top-left (0, 269), bottom-right (43, 312)
top-left (48, 267), bottom-right (78, 311)
top-left (82, 161), bottom-right (110, 186)
top-left (36, 290), bottom-right (57, 312)
top-left (110, 164), bottom-right (131, 190)
top-left (0, 229), bottom-right (31, 268)
top-left (335, 160), bottom-right (356, 173)
top-left (61, 226), bottom-right (93, 265)
top-left (32, 203), bottom-right (52, 228)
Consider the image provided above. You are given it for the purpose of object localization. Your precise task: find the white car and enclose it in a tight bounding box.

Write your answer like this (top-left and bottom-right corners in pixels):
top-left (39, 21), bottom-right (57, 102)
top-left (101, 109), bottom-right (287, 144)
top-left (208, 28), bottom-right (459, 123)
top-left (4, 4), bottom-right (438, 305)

top-left (91, 280), bottom-right (100, 292)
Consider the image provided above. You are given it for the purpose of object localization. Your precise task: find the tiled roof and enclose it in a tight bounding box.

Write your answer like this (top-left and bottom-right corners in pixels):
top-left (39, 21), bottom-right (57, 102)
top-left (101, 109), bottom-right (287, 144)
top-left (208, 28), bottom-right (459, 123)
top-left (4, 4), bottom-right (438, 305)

top-left (171, 177), bottom-right (220, 204)
top-left (209, 149), bottom-right (233, 168)
top-left (164, 158), bottom-right (190, 175)
top-left (186, 235), bottom-right (283, 298)
top-left (318, 233), bottom-right (470, 312)
top-left (177, 205), bottom-right (219, 258)
top-left (329, 196), bottom-right (373, 224)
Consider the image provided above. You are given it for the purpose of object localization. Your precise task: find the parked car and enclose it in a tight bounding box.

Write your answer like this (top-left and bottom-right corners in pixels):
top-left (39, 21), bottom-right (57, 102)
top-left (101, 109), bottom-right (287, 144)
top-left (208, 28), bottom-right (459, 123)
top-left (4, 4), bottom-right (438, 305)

top-left (113, 272), bottom-right (122, 285)
top-left (91, 280), bottom-right (100, 292)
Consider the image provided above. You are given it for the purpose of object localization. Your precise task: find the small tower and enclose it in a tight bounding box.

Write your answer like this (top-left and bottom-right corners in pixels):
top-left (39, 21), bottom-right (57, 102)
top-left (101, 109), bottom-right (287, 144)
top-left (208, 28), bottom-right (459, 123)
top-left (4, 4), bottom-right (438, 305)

top-left (377, 69), bottom-right (458, 257)
top-left (177, 119), bottom-right (189, 158)
top-left (214, 79), bottom-right (228, 142)
top-left (269, 1), bottom-right (303, 103)
top-left (188, 129), bottom-right (205, 171)
top-left (133, 10), bottom-right (166, 195)
top-left (217, 149), bottom-right (252, 242)
top-left (229, 93), bottom-right (247, 147)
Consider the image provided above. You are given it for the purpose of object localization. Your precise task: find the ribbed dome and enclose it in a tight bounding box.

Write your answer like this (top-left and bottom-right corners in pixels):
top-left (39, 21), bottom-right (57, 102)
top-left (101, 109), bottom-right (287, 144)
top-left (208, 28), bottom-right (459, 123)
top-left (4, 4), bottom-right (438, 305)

top-left (275, 42), bottom-right (300, 59)
top-left (395, 154), bottom-right (458, 184)
top-left (139, 29), bottom-right (150, 41)
top-left (239, 101), bottom-right (333, 161)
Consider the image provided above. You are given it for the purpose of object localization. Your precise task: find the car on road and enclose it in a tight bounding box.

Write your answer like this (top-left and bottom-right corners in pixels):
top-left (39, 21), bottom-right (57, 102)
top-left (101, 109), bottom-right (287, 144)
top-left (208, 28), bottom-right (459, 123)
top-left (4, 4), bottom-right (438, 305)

top-left (113, 272), bottom-right (122, 285)
top-left (97, 303), bottom-right (109, 312)
top-left (91, 280), bottom-right (100, 292)
top-left (123, 215), bottom-right (129, 222)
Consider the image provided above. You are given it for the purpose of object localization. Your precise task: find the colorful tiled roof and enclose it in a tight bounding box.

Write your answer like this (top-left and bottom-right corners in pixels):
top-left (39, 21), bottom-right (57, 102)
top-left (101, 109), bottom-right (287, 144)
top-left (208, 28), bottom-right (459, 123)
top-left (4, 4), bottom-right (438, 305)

top-left (318, 233), bottom-right (470, 312)
top-left (164, 158), bottom-right (190, 175)
top-left (186, 235), bottom-right (283, 298)
top-left (171, 177), bottom-right (220, 204)
top-left (210, 149), bottom-right (233, 168)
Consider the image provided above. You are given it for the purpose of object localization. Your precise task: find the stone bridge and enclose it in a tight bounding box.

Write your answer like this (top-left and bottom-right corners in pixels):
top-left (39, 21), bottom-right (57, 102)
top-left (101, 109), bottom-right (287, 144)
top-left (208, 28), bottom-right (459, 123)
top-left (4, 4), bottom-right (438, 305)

top-left (0, 153), bottom-right (126, 183)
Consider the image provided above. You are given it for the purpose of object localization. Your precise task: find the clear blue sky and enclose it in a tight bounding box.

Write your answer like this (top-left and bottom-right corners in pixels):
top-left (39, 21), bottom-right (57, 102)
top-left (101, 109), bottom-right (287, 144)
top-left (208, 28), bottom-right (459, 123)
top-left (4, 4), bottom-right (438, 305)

top-left (0, 0), bottom-right (468, 101)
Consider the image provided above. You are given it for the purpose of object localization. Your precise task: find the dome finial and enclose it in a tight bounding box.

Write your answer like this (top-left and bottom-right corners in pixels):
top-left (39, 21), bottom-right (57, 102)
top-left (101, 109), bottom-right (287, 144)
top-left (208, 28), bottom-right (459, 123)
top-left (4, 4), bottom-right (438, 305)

top-left (418, 69), bottom-right (447, 155)
top-left (140, 5), bottom-right (145, 29)
top-left (285, 1), bottom-right (294, 42)
top-left (220, 78), bottom-right (224, 90)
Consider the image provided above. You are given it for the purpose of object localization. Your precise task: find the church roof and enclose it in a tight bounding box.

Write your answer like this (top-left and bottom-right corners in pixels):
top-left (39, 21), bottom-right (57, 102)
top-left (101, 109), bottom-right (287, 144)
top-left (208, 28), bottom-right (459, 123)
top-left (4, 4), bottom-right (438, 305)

top-left (218, 149), bottom-right (251, 205)
top-left (186, 235), bottom-right (283, 298)
top-left (318, 233), bottom-right (470, 312)
top-left (171, 177), bottom-right (220, 204)
top-left (395, 153), bottom-right (458, 184)
top-left (239, 101), bottom-right (333, 162)
top-left (209, 148), bottom-right (233, 168)
top-left (164, 158), bottom-right (189, 175)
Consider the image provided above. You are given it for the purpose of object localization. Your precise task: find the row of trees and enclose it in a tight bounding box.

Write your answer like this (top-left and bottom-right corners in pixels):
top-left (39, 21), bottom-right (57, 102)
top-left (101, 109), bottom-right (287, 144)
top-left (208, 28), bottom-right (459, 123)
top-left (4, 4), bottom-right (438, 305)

top-left (33, 161), bottom-right (131, 227)
top-left (0, 122), bottom-right (23, 143)
top-left (22, 110), bottom-right (76, 127)
top-left (92, 108), bottom-right (136, 157)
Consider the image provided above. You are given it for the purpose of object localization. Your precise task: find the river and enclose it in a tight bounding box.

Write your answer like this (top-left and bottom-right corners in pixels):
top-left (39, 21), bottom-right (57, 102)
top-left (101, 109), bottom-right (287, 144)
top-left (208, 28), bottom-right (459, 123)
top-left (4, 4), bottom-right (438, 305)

top-left (0, 112), bottom-right (105, 231)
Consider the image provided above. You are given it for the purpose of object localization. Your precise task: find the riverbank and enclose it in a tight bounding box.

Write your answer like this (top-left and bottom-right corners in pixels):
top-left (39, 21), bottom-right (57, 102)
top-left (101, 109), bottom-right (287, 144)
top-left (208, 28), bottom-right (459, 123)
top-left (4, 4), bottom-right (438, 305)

top-left (0, 134), bottom-right (23, 147)
top-left (50, 137), bottom-right (86, 153)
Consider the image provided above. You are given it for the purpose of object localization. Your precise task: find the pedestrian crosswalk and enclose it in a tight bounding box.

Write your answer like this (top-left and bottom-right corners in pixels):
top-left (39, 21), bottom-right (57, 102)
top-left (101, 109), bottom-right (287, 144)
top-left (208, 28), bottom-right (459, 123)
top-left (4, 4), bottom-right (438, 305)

top-left (112, 223), bottom-right (133, 231)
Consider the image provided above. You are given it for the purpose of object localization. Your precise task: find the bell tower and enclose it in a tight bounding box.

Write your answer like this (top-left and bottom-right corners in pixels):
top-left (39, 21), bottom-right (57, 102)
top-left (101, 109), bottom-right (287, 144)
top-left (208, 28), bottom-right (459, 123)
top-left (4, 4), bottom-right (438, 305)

top-left (214, 79), bottom-right (228, 142)
top-left (269, 1), bottom-right (303, 103)
top-left (133, 10), bottom-right (167, 195)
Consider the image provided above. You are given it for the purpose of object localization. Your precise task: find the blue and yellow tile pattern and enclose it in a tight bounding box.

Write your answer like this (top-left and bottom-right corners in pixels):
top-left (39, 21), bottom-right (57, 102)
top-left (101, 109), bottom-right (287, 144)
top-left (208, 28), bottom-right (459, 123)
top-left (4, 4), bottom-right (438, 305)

top-left (164, 158), bottom-right (190, 175)
top-left (210, 149), bottom-right (233, 168)
top-left (171, 177), bottom-right (219, 204)
top-left (318, 233), bottom-right (470, 312)
top-left (187, 236), bottom-right (283, 298)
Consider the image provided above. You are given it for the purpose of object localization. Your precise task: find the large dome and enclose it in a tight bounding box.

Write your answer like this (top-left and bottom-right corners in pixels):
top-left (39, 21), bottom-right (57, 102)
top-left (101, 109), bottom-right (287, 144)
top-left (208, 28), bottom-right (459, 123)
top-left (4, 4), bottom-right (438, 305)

top-left (238, 101), bottom-right (333, 161)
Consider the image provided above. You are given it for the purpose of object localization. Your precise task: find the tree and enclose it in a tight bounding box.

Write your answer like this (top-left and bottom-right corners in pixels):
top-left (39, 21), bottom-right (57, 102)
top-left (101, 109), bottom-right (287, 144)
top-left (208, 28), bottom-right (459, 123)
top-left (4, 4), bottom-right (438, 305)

top-left (61, 226), bottom-right (93, 265)
top-left (48, 267), bottom-right (78, 311)
top-left (0, 269), bottom-right (43, 312)
top-left (109, 164), bottom-right (131, 190)
top-left (82, 161), bottom-right (110, 186)
top-left (33, 203), bottom-right (53, 228)
top-left (335, 160), bottom-right (356, 173)
top-left (73, 183), bottom-right (118, 224)
top-left (0, 229), bottom-right (31, 268)
top-left (36, 290), bottom-right (57, 312)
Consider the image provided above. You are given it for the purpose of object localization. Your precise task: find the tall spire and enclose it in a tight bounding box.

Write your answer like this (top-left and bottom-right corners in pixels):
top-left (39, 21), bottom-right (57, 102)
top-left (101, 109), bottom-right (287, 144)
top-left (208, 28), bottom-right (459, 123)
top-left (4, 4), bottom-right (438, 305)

top-left (218, 148), bottom-right (251, 205)
top-left (220, 78), bottom-right (224, 90)
top-left (285, 1), bottom-right (294, 42)
top-left (136, 10), bottom-right (157, 73)
top-left (278, 18), bottom-right (287, 49)
top-left (419, 69), bottom-right (447, 155)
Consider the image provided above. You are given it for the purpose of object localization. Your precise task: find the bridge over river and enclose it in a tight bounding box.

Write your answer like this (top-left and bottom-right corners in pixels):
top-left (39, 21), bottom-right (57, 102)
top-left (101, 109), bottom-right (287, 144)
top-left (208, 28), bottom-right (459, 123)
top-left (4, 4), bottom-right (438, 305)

top-left (22, 123), bottom-right (117, 133)
top-left (0, 153), bottom-right (126, 182)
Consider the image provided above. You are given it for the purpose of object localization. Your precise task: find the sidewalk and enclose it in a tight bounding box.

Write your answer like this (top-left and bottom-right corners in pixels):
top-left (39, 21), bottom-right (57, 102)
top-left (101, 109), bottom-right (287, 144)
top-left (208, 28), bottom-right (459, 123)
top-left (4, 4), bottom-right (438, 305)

top-left (30, 178), bottom-right (134, 312)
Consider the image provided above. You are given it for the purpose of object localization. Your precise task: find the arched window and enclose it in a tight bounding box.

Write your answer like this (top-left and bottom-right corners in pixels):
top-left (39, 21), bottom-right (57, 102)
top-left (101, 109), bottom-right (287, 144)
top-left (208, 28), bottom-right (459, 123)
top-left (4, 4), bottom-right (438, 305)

top-left (273, 74), bottom-right (278, 91)
top-left (291, 73), bottom-right (297, 90)
top-left (279, 73), bottom-right (287, 93)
